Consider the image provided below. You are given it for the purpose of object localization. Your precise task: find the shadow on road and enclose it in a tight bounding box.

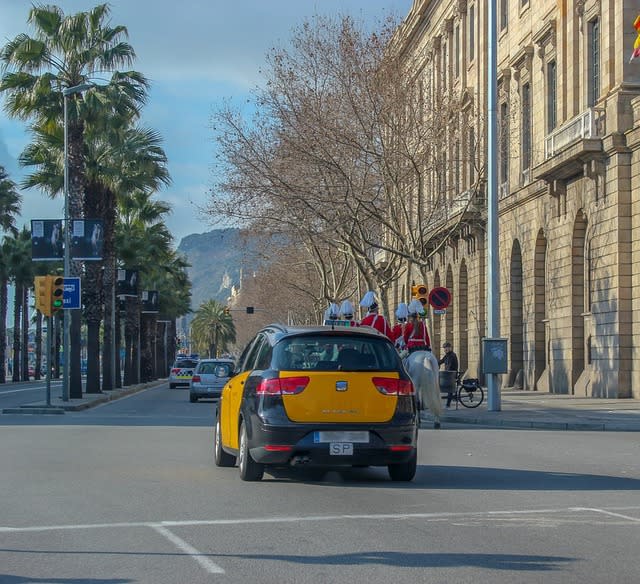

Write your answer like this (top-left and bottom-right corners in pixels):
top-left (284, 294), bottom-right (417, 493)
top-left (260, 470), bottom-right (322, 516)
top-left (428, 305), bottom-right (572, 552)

top-left (267, 465), bottom-right (640, 491)
top-left (212, 550), bottom-right (576, 571)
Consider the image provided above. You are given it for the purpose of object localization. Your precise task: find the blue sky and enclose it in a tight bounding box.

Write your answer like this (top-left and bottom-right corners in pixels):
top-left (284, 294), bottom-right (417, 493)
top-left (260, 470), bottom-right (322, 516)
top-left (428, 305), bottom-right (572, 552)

top-left (0, 0), bottom-right (413, 246)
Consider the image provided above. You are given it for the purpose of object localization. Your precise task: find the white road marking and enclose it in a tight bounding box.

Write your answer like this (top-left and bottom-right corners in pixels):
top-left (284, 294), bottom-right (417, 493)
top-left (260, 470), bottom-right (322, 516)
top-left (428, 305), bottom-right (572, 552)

top-left (2, 505), bottom-right (640, 534)
top-left (151, 524), bottom-right (225, 574)
top-left (0, 386), bottom-right (57, 395)
top-left (572, 507), bottom-right (640, 523)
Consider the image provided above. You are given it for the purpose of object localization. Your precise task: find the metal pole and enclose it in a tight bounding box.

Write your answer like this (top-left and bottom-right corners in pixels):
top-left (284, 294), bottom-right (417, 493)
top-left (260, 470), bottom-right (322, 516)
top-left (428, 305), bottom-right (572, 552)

top-left (487, 0), bottom-right (501, 411)
top-left (62, 91), bottom-right (70, 402)
top-left (46, 315), bottom-right (52, 407)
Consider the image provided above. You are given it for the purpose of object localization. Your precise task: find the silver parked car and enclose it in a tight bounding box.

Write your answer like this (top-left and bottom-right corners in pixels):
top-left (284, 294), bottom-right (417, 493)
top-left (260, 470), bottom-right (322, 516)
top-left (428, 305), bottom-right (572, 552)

top-left (189, 359), bottom-right (235, 402)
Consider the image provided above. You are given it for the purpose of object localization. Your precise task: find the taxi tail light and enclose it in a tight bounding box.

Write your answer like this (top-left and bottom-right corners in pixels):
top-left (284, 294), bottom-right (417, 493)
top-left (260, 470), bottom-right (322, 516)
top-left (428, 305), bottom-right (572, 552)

top-left (256, 376), bottom-right (310, 396)
top-left (389, 445), bottom-right (413, 452)
top-left (171, 368), bottom-right (180, 374)
top-left (264, 445), bottom-right (293, 452)
top-left (373, 377), bottom-right (414, 396)
top-left (191, 375), bottom-right (201, 383)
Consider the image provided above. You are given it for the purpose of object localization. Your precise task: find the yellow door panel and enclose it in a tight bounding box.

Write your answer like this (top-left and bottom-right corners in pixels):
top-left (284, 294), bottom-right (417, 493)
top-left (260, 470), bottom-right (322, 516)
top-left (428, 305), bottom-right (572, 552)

top-left (281, 372), bottom-right (398, 423)
top-left (223, 372), bottom-right (248, 449)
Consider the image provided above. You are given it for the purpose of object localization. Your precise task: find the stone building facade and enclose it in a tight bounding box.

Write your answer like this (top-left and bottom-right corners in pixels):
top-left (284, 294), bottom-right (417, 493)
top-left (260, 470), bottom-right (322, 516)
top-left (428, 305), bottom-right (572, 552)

top-left (393, 0), bottom-right (640, 397)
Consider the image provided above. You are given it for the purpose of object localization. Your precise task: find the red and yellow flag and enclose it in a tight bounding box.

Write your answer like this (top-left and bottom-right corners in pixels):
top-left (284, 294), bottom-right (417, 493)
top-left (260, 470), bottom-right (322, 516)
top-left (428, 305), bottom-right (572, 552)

top-left (631, 14), bottom-right (640, 62)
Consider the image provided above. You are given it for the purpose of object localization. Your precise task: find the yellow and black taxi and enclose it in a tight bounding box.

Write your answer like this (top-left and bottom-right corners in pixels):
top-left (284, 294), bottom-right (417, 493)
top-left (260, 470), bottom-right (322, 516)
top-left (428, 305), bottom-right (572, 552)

top-left (214, 324), bottom-right (418, 481)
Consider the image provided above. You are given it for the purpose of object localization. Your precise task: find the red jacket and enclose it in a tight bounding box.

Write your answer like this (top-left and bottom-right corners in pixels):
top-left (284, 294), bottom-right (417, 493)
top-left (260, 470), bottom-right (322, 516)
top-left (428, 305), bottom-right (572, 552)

top-left (403, 320), bottom-right (431, 349)
top-left (391, 323), bottom-right (408, 346)
top-left (360, 313), bottom-right (393, 339)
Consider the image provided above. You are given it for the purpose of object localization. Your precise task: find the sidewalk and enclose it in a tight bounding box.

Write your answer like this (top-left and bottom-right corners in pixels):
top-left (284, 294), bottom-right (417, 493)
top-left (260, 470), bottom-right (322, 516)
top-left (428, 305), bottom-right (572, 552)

top-left (2, 379), bottom-right (166, 415)
top-left (421, 389), bottom-right (640, 431)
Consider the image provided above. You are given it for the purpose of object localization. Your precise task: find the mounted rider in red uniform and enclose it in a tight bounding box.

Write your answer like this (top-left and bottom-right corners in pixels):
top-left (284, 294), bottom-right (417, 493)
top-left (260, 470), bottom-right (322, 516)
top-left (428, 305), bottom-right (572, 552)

top-left (359, 291), bottom-right (392, 339)
top-left (391, 302), bottom-right (409, 350)
top-left (403, 299), bottom-right (431, 353)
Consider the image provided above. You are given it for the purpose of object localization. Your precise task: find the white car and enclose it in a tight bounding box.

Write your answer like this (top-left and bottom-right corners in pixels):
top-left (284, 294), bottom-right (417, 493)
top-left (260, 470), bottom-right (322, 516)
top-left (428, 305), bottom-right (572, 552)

top-left (169, 358), bottom-right (199, 389)
top-left (189, 359), bottom-right (235, 402)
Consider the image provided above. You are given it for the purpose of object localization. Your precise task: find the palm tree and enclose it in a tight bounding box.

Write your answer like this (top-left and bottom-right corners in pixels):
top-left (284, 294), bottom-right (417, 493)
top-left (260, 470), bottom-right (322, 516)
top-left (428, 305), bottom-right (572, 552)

top-left (191, 300), bottom-right (236, 358)
top-left (116, 191), bottom-right (175, 384)
top-left (4, 228), bottom-right (33, 381)
top-left (0, 165), bottom-right (21, 383)
top-left (1, 3), bottom-right (148, 397)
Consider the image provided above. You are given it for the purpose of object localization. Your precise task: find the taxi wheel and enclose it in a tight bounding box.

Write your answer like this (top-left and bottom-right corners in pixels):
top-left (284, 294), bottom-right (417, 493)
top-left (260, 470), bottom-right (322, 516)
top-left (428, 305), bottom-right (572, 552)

top-left (388, 449), bottom-right (417, 482)
top-left (214, 417), bottom-right (236, 467)
top-left (238, 421), bottom-right (264, 481)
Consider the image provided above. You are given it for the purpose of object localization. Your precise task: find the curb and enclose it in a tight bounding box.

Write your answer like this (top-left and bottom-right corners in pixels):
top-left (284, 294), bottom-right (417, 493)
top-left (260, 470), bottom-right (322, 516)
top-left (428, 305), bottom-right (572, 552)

top-left (420, 413), bottom-right (630, 432)
top-left (2, 380), bottom-right (165, 415)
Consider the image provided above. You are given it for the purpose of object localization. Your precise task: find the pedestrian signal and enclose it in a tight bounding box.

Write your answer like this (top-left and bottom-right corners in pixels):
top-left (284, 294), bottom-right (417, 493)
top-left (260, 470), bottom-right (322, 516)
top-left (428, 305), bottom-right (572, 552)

top-left (51, 276), bottom-right (64, 314)
top-left (411, 283), bottom-right (429, 306)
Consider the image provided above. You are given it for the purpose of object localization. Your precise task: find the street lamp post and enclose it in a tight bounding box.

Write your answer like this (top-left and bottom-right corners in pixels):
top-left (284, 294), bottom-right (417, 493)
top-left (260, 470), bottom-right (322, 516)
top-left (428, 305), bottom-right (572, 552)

top-left (62, 83), bottom-right (93, 402)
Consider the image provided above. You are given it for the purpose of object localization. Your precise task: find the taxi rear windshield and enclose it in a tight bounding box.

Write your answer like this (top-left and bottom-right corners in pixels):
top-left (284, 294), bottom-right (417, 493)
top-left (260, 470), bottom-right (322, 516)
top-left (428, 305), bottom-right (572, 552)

top-left (273, 335), bottom-right (399, 371)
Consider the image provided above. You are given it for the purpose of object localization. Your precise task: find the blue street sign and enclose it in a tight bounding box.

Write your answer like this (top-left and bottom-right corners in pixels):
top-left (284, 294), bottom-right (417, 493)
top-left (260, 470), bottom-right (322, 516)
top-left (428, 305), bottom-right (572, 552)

top-left (63, 277), bottom-right (81, 309)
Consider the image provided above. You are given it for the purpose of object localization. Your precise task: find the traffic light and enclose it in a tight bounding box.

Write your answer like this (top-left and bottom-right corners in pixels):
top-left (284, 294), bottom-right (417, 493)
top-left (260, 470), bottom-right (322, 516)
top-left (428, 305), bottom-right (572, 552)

top-left (34, 276), bottom-right (52, 317)
top-left (223, 307), bottom-right (230, 315)
top-left (411, 283), bottom-right (429, 306)
top-left (51, 276), bottom-right (64, 315)
top-left (246, 306), bottom-right (255, 314)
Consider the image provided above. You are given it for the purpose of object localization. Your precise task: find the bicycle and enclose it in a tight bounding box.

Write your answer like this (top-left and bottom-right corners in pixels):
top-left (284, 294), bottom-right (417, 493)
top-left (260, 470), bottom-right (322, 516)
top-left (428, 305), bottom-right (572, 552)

top-left (454, 374), bottom-right (484, 408)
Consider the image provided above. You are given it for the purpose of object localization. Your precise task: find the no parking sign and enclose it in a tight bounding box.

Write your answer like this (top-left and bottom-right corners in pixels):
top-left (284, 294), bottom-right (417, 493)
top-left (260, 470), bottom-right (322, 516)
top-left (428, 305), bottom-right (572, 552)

top-left (428, 287), bottom-right (452, 310)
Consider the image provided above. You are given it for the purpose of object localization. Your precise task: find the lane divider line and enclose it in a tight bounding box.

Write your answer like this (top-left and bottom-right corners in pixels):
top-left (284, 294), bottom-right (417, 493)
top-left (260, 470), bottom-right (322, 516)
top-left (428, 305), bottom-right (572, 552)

top-left (151, 524), bottom-right (225, 574)
top-left (2, 505), bottom-right (640, 533)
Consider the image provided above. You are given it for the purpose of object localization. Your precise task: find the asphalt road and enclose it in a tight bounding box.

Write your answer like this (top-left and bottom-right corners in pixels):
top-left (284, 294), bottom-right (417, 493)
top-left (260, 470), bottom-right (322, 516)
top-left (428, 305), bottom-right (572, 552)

top-left (1, 383), bottom-right (639, 583)
top-left (0, 378), bottom-right (63, 410)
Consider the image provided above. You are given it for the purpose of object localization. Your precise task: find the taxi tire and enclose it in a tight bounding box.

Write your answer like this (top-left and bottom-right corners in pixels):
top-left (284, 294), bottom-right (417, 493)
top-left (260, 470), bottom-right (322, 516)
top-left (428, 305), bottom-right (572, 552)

top-left (214, 418), bottom-right (236, 467)
top-left (238, 421), bottom-right (264, 481)
top-left (388, 449), bottom-right (417, 482)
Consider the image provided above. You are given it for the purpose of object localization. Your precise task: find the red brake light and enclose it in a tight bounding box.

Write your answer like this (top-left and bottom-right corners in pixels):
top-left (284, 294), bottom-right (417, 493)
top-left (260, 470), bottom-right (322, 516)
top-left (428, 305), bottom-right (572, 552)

top-left (372, 377), bottom-right (414, 396)
top-left (171, 368), bottom-right (180, 374)
top-left (192, 375), bottom-right (201, 383)
top-left (264, 445), bottom-right (293, 452)
top-left (256, 376), bottom-right (309, 395)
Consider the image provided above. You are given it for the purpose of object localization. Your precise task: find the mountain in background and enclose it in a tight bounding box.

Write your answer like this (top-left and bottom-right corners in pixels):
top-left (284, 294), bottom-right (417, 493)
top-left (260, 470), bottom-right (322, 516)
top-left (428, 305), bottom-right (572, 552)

top-left (177, 228), bottom-right (261, 312)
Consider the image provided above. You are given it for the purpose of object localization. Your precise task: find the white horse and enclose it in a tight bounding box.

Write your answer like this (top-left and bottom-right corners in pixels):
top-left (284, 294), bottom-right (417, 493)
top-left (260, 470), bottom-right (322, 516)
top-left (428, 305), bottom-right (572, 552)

top-left (404, 350), bottom-right (442, 428)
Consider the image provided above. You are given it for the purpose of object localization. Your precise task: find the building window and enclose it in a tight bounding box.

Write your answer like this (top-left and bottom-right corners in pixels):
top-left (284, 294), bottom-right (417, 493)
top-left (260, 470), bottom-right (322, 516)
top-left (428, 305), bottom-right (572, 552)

top-left (455, 139), bottom-right (461, 194)
top-left (468, 126), bottom-right (476, 185)
top-left (442, 37), bottom-right (447, 89)
top-left (547, 60), bottom-right (557, 132)
top-left (521, 0), bottom-right (529, 7)
top-left (500, 0), bottom-right (508, 31)
top-left (521, 82), bottom-right (531, 171)
top-left (499, 101), bottom-right (509, 185)
top-left (454, 24), bottom-right (460, 78)
top-left (588, 19), bottom-right (600, 106)
top-left (469, 5), bottom-right (475, 62)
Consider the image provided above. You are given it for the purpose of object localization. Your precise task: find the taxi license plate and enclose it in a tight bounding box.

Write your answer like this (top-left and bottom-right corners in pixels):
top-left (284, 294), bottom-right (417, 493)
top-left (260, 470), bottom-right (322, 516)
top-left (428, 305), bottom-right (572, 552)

top-left (329, 442), bottom-right (353, 455)
top-left (314, 431), bottom-right (369, 443)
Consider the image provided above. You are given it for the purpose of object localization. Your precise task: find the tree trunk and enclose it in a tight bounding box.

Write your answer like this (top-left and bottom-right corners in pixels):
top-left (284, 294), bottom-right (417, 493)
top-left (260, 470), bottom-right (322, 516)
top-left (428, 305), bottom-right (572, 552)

top-left (101, 190), bottom-right (116, 391)
top-left (35, 311), bottom-right (42, 381)
top-left (0, 279), bottom-right (7, 383)
top-left (114, 302), bottom-right (122, 388)
top-left (140, 313), bottom-right (154, 383)
top-left (84, 263), bottom-right (103, 394)
top-left (12, 284), bottom-right (21, 381)
top-left (21, 285), bottom-right (29, 380)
